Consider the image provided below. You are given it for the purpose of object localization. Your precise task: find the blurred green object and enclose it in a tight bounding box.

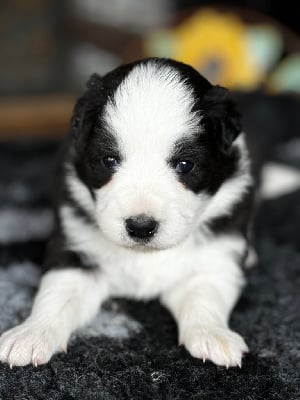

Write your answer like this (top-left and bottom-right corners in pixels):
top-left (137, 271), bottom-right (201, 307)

top-left (269, 54), bottom-right (300, 92)
top-left (245, 25), bottom-right (283, 72)
top-left (145, 31), bottom-right (175, 59)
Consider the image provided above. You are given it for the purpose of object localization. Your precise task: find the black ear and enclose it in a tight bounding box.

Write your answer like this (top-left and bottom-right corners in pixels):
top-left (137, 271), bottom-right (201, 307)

top-left (71, 73), bottom-right (103, 141)
top-left (201, 86), bottom-right (241, 154)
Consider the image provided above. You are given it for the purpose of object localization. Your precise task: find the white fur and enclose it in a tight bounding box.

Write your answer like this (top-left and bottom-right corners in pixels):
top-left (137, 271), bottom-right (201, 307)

top-left (59, 203), bottom-right (249, 367)
top-left (0, 61), bottom-right (251, 368)
top-left (161, 238), bottom-right (248, 367)
top-left (65, 164), bottom-right (95, 215)
top-left (0, 269), bottom-right (108, 366)
top-left (105, 63), bottom-right (202, 147)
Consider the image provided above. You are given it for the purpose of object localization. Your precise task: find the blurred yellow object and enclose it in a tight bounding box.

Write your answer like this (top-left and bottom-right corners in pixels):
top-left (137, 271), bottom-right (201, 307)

top-left (172, 9), bottom-right (263, 88)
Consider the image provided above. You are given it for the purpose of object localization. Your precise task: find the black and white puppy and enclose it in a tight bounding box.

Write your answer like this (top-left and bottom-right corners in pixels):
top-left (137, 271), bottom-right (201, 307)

top-left (0, 58), bottom-right (254, 368)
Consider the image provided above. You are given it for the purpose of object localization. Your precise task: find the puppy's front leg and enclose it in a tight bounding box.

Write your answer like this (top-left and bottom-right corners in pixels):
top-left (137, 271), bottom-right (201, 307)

top-left (161, 261), bottom-right (248, 368)
top-left (0, 268), bottom-right (109, 367)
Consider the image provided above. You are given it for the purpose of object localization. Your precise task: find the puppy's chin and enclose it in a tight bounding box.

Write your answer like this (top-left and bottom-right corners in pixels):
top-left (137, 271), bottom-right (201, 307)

top-left (123, 239), bottom-right (173, 252)
top-left (123, 242), bottom-right (165, 253)
top-left (115, 233), bottom-right (188, 252)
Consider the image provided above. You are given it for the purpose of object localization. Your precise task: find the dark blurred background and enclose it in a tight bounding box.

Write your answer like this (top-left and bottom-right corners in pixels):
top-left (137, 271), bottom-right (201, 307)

top-left (1, 0), bottom-right (300, 139)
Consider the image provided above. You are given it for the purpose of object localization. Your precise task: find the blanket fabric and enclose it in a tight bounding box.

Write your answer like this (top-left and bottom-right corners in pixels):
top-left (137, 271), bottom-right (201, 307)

top-left (0, 92), bottom-right (299, 399)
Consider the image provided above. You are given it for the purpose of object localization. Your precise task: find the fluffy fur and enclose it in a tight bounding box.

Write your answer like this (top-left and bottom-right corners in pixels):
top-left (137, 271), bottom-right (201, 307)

top-left (0, 58), bottom-right (254, 368)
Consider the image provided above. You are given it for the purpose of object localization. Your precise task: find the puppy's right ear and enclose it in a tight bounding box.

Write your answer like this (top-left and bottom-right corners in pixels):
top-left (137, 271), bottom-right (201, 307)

top-left (71, 73), bottom-right (103, 141)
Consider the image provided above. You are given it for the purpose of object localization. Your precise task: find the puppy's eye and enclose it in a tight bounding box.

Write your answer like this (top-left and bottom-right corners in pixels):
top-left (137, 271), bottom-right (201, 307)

top-left (102, 156), bottom-right (120, 170)
top-left (175, 160), bottom-right (194, 174)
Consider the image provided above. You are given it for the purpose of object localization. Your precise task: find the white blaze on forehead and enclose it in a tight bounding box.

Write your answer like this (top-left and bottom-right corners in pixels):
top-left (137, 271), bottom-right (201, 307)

top-left (103, 62), bottom-right (202, 154)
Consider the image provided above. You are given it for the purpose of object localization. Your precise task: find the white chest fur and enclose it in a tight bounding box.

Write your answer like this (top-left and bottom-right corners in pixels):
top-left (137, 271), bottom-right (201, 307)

top-left (61, 205), bottom-right (203, 297)
top-left (98, 236), bottom-right (196, 299)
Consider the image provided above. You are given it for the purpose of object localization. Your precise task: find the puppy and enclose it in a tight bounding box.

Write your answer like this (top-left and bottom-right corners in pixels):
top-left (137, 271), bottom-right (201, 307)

top-left (0, 58), bottom-right (253, 368)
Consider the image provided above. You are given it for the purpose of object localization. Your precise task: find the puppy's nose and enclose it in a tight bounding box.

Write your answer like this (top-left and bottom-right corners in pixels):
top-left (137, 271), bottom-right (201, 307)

top-left (125, 215), bottom-right (158, 240)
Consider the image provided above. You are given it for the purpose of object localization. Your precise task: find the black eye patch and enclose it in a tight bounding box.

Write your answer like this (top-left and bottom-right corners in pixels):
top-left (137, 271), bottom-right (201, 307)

top-left (83, 124), bottom-right (123, 189)
top-left (168, 134), bottom-right (240, 194)
top-left (168, 136), bottom-right (211, 193)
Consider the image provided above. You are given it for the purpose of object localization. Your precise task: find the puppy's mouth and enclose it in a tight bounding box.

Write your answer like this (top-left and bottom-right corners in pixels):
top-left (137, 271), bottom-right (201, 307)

top-left (118, 230), bottom-right (171, 252)
top-left (123, 235), bottom-right (160, 250)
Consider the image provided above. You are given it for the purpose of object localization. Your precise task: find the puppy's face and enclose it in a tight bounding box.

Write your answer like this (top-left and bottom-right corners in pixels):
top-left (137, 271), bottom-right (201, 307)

top-left (72, 59), bottom-right (241, 249)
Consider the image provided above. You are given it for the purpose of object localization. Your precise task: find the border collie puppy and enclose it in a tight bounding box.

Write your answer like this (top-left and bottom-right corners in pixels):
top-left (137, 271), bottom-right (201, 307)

top-left (0, 58), bottom-right (253, 368)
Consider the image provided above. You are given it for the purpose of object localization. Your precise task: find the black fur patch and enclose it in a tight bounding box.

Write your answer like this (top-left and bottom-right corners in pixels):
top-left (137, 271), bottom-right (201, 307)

top-left (48, 142), bottom-right (95, 226)
top-left (64, 186), bottom-right (95, 226)
top-left (78, 126), bottom-right (122, 190)
top-left (207, 188), bottom-right (255, 238)
top-left (200, 86), bottom-right (241, 155)
top-left (169, 136), bottom-right (240, 194)
top-left (44, 231), bottom-right (98, 271)
top-left (206, 187), bottom-right (255, 267)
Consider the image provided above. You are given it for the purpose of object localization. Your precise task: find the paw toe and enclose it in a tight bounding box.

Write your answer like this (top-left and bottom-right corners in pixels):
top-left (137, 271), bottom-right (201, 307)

top-left (0, 324), bottom-right (66, 367)
top-left (182, 325), bottom-right (248, 368)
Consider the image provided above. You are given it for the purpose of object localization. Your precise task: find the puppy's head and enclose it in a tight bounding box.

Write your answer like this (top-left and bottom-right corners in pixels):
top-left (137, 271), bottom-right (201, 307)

top-left (71, 58), bottom-right (241, 249)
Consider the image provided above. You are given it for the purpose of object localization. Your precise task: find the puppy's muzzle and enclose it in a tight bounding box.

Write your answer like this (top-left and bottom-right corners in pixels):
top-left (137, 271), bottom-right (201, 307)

top-left (125, 215), bottom-right (158, 241)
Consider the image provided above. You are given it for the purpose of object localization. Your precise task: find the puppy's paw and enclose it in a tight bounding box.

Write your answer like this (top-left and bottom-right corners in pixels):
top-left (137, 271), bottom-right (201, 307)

top-left (0, 322), bottom-right (67, 367)
top-left (180, 325), bottom-right (248, 368)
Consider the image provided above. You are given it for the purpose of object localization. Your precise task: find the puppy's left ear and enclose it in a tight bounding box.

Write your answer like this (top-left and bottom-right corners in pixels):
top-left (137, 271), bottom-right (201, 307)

top-left (201, 86), bottom-right (241, 154)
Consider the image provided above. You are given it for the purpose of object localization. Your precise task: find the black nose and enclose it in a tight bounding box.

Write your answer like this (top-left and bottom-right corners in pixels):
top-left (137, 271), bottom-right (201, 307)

top-left (125, 215), bottom-right (158, 241)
